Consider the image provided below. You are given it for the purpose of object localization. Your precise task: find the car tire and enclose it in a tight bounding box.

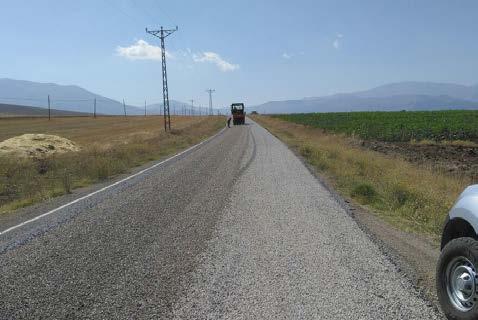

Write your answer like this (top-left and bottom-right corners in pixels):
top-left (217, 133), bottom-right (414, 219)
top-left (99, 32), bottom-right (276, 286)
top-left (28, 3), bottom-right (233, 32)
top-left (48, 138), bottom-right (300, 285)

top-left (437, 237), bottom-right (478, 320)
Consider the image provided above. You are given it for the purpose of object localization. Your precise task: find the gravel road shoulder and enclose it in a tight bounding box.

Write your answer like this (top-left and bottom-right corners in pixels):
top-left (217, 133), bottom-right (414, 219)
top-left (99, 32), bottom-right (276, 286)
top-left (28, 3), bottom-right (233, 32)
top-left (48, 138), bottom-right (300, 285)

top-left (261, 120), bottom-right (444, 313)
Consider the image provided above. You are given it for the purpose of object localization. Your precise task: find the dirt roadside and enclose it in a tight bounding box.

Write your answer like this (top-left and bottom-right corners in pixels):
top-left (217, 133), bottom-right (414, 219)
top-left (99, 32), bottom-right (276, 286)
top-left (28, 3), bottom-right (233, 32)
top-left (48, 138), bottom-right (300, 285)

top-left (359, 140), bottom-right (478, 182)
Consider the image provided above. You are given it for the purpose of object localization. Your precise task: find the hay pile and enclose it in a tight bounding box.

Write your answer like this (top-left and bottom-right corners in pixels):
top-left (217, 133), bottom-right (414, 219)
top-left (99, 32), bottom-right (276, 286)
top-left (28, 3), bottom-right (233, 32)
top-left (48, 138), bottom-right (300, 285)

top-left (0, 134), bottom-right (80, 158)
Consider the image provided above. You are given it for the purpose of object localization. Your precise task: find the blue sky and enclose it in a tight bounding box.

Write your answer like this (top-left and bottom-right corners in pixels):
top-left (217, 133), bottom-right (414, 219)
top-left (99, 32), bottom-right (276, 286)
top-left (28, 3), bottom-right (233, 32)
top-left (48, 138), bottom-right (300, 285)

top-left (1, 0), bottom-right (478, 107)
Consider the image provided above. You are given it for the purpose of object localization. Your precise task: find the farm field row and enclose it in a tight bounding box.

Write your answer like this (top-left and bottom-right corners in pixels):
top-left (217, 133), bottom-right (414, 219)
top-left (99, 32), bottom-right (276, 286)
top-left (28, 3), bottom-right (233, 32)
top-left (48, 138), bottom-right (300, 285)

top-left (274, 110), bottom-right (478, 142)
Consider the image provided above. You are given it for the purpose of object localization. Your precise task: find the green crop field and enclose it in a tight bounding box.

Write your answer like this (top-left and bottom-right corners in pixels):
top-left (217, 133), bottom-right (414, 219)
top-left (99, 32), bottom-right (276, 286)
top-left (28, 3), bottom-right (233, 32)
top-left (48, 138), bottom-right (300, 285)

top-left (273, 110), bottom-right (478, 142)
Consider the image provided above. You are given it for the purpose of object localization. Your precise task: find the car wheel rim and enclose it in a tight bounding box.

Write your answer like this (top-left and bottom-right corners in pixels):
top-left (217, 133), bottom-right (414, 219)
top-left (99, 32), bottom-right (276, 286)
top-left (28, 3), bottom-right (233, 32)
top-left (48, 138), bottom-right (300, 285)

top-left (446, 256), bottom-right (477, 312)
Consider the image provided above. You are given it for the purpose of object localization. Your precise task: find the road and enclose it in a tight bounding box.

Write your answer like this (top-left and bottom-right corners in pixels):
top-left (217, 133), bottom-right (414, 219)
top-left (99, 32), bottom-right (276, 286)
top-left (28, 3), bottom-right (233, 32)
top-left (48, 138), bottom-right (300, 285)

top-left (0, 119), bottom-right (439, 319)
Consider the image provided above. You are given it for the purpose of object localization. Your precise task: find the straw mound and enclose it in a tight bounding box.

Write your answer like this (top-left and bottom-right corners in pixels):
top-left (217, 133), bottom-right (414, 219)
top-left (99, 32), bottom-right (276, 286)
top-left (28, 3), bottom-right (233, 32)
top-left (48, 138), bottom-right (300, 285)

top-left (0, 134), bottom-right (80, 157)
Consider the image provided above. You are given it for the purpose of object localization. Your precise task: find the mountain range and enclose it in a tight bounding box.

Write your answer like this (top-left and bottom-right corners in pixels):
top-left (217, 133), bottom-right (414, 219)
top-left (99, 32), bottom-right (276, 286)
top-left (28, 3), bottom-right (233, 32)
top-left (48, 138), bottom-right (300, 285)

top-left (0, 78), bottom-right (187, 116)
top-left (1, 78), bottom-right (478, 115)
top-left (255, 81), bottom-right (478, 113)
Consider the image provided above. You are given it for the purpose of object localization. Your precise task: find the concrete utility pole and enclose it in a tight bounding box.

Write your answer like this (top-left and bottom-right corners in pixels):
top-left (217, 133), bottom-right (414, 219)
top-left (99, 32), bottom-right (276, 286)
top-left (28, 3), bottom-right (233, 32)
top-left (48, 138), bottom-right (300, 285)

top-left (146, 26), bottom-right (178, 131)
top-left (123, 99), bottom-right (126, 117)
top-left (190, 99), bottom-right (194, 116)
top-left (144, 100), bottom-right (147, 116)
top-left (206, 89), bottom-right (215, 116)
top-left (94, 98), bottom-right (97, 118)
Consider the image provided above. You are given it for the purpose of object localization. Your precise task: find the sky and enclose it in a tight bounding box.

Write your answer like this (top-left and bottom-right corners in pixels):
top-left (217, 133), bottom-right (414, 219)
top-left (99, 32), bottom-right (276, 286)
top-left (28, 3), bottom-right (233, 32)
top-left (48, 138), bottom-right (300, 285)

top-left (1, 0), bottom-right (478, 107)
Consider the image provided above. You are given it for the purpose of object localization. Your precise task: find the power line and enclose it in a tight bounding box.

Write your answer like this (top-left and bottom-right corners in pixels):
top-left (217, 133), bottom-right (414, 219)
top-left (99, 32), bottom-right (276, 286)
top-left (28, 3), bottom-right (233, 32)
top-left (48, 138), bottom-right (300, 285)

top-left (146, 25), bottom-right (178, 131)
top-left (146, 0), bottom-right (175, 26)
top-left (103, 0), bottom-right (144, 26)
top-left (0, 97), bottom-right (50, 101)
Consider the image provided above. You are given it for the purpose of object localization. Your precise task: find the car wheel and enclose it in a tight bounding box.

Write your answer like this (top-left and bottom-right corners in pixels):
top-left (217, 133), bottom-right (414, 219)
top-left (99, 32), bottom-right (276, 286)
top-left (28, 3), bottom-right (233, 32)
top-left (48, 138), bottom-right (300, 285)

top-left (437, 237), bottom-right (478, 319)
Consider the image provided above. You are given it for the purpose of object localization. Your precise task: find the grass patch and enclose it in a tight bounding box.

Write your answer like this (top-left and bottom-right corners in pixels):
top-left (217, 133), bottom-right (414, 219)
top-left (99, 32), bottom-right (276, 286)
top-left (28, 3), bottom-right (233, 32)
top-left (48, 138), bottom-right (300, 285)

top-left (0, 116), bottom-right (224, 214)
top-left (351, 183), bottom-right (377, 204)
top-left (253, 115), bottom-right (471, 237)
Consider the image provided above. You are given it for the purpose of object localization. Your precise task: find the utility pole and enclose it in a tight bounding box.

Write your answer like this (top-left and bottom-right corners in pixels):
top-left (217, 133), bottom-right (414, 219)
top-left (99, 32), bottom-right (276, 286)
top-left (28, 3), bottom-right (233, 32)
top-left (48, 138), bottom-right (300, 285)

top-left (94, 98), bottom-right (97, 118)
top-left (123, 99), bottom-right (126, 117)
top-left (206, 89), bottom-right (215, 116)
top-left (190, 99), bottom-right (194, 116)
top-left (48, 95), bottom-right (51, 120)
top-left (146, 26), bottom-right (178, 131)
top-left (144, 100), bottom-right (147, 116)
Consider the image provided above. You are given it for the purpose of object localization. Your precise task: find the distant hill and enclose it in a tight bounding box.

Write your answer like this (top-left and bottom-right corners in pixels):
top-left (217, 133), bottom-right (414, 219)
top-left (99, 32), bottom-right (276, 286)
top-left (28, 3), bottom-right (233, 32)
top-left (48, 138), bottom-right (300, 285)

top-left (0, 103), bottom-right (89, 117)
top-left (255, 81), bottom-right (478, 114)
top-left (354, 81), bottom-right (478, 101)
top-left (0, 79), bottom-right (146, 115)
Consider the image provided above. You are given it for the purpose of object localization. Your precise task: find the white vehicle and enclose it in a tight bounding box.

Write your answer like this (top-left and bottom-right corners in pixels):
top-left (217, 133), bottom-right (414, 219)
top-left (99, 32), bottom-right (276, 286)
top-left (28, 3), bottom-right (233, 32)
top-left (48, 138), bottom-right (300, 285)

top-left (437, 185), bottom-right (478, 319)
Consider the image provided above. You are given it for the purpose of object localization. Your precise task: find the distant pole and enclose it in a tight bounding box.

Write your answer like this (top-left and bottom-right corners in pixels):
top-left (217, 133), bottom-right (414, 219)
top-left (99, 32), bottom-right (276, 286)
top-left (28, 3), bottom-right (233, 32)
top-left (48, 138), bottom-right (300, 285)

top-left (94, 98), bottom-right (97, 118)
top-left (190, 99), bottom-right (194, 116)
top-left (48, 95), bottom-right (51, 120)
top-left (123, 99), bottom-right (126, 117)
top-left (206, 89), bottom-right (215, 116)
top-left (144, 100), bottom-right (147, 116)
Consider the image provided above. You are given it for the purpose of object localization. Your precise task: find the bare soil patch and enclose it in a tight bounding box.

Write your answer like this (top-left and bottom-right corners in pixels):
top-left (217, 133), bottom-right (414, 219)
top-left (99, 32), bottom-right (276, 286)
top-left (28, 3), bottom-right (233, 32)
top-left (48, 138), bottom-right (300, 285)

top-left (360, 140), bottom-right (478, 181)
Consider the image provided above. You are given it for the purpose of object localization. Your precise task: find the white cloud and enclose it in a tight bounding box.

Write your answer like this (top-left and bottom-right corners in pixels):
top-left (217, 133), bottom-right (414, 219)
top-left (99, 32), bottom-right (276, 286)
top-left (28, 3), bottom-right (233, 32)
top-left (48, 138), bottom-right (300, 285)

top-left (282, 52), bottom-right (292, 59)
top-left (333, 33), bottom-right (344, 49)
top-left (117, 43), bottom-right (239, 72)
top-left (116, 40), bottom-right (173, 61)
top-left (282, 51), bottom-right (305, 59)
top-left (192, 51), bottom-right (239, 72)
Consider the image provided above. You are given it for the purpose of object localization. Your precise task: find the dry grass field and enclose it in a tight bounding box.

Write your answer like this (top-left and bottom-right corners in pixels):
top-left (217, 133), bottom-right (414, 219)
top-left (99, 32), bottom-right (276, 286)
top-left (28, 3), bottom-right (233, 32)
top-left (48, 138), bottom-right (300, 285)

top-left (0, 116), bottom-right (211, 145)
top-left (0, 116), bottom-right (225, 213)
top-left (253, 115), bottom-right (469, 238)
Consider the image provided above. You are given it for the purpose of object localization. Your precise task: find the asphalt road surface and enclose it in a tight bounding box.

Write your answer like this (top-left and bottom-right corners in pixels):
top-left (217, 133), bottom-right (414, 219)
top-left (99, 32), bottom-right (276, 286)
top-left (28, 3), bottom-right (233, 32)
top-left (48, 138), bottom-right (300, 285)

top-left (0, 119), bottom-right (440, 319)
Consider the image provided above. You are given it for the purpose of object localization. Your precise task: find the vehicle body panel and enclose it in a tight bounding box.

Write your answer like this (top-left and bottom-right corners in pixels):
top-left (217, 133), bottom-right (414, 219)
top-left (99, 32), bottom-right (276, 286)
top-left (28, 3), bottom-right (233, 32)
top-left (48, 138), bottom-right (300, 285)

top-left (448, 185), bottom-right (478, 235)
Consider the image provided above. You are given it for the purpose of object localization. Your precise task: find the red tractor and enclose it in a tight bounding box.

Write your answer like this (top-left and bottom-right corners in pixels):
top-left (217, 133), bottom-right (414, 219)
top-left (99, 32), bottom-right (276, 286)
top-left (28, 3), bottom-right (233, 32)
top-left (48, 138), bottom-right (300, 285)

top-left (231, 103), bottom-right (246, 125)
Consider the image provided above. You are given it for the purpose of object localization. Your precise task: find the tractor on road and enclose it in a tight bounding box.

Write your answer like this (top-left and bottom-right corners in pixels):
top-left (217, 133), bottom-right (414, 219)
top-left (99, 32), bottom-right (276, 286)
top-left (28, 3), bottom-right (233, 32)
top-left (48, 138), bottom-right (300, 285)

top-left (231, 103), bottom-right (246, 125)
